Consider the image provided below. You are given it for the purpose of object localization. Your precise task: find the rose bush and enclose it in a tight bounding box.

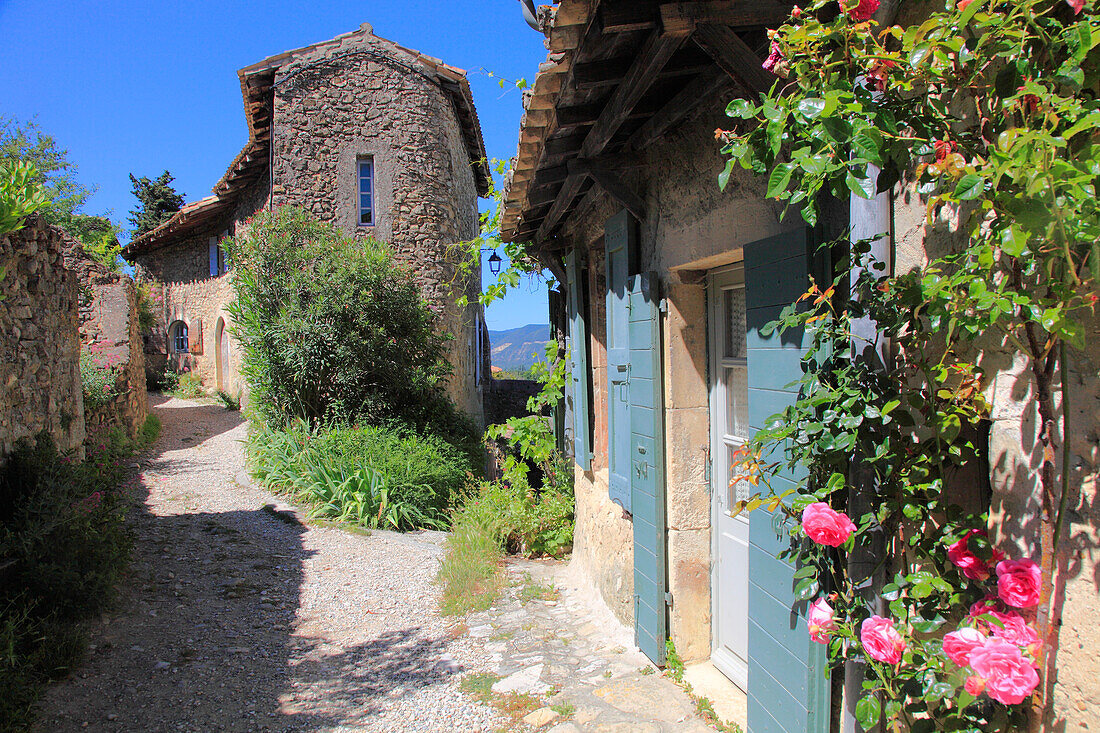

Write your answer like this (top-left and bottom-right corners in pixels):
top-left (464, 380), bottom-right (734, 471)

top-left (719, 0), bottom-right (1098, 727)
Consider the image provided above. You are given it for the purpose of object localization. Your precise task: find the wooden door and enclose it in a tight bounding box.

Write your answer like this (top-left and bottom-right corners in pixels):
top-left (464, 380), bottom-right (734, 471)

top-left (744, 229), bottom-right (830, 733)
top-left (628, 272), bottom-right (666, 667)
top-left (605, 210), bottom-right (634, 511)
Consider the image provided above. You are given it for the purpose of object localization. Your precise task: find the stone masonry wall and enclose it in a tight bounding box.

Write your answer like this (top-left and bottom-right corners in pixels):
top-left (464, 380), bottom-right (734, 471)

top-left (895, 190), bottom-right (1100, 730)
top-left (0, 215), bottom-right (85, 458)
top-left (68, 249), bottom-right (148, 440)
top-left (134, 176), bottom-right (267, 399)
top-left (269, 25), bottom-right (484, 422)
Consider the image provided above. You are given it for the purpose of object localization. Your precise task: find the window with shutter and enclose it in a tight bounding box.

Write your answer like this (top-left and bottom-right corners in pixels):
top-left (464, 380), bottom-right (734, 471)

top-left (565, 249), bottom-right (592, 470)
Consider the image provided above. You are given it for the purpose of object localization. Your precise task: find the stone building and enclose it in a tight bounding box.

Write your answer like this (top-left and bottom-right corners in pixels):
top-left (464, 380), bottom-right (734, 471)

top-left (500, 2), bottom-right (1099, 731)
top-left (124, 23), bottom-right (491, 421)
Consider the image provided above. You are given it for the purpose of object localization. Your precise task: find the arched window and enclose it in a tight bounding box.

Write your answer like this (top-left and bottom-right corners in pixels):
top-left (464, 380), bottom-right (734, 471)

top-left (170, 321), bottom-right (189, 353)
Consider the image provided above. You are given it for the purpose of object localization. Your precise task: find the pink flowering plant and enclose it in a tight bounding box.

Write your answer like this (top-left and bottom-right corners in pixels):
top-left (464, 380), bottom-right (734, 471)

top-left (720, 0), bottom-right (1099, 729)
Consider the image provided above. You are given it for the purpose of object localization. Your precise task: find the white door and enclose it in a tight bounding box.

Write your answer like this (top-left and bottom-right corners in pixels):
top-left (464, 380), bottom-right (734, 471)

top-left (709, 265), bottom-right (750, 690)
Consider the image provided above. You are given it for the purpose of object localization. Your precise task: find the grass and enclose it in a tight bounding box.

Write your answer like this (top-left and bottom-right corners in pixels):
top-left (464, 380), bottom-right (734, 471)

top-left (516, 572), bottom-right (559, 604)
top-left (550, 701), bottom-right (575, 718)
top-left (664, 638), bottom-right (685, 682)
top-left (459, 672), bottom-right (543, 726)
top-left (695, 696), bottom-right (743, 733)
top-left (438, 518), bottom-right (505, 616)
top-left (663, 638), bottom-right (743, 733)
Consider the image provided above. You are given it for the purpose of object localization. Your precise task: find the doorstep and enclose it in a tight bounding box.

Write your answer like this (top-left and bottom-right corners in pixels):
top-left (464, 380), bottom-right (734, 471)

top-left (683, 661), bottom-right (748, 731)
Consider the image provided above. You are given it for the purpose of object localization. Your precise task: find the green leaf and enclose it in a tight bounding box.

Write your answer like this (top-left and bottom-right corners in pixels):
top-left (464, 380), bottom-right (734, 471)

top-left (726, 99), bottom-right (756, 119)
top-left (797, 97), bottom-right (827, 119)
top-left (855, 695), bottom-right (880, 730)
top-left (846, 171), bottom-right (875, 199)
top-left (821, 117), bottom-right (851, 142)
top-left (719, 158), bottom-right (736, 191)
top-left (767, 163), bottom-right (796, 198)
top-left (852, 128), bottom-right (883, 165)
top-left (953, 174), bottom-right (984, 200)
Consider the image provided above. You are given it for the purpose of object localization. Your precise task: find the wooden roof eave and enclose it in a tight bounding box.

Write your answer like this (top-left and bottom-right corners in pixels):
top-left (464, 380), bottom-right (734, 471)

top-left (500, 0), bottom-right (788, 248)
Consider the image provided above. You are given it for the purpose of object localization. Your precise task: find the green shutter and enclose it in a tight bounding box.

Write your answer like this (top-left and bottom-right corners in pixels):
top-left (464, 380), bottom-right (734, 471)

top-left (605, 210), bottom-right (634, 512)
top-left (744, 229), bottom-right (831, 733)
top-left (565, 250), bottom-right (592, 470)
top-left (628, 272), bottom-right (667, 667)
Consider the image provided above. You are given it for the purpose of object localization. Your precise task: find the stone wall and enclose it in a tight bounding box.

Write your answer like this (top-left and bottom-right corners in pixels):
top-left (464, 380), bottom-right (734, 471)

top-left (483, 378), bottom-right (542, 427)
top-left (0, 215), bottom-right (85, 458)
top-left (269, 25), bottom-right (484, 422)
top-left (133, 176), bottom-right (265, 399)
top-left (68, 250), bottom-right (148, 440)
top-left (895, 185), bottom-right (1100, 731)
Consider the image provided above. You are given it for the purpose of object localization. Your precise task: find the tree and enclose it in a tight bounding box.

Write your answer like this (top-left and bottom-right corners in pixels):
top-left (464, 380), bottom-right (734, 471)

top-left (0, 116), bottom-right (92, 226)
top-left (128, 171), bottom-right (184, 238)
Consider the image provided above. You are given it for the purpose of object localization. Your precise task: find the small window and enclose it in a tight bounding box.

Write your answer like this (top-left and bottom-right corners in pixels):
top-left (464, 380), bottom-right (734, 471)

top-left (209, 235), bottom-right (229, 277)
top-left (171, 322), bottom-right (189, 353)
top-left (358, 158), bottom-right (374, 227)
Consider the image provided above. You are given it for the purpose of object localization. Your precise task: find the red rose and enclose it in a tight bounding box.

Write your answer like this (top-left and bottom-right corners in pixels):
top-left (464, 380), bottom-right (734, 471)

top-left (996, 559), bottom-right (1041, 608)
top-left (947, 529), bottom-right (992, 580)
top-left (762, 41), bottom-right (783, 73)
top-left (845, 0), bottom-right (880, 21)
top-left (802, 502), bottom-right (857, 547)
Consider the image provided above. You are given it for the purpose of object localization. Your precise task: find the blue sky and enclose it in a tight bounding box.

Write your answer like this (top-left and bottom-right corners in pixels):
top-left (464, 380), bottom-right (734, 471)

top-left (0, 0), bottom-right (550, 330)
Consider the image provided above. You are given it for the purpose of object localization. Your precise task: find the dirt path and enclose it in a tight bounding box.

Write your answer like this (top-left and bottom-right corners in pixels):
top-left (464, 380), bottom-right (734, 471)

top-left (35, 395), bottom-right (500, 732)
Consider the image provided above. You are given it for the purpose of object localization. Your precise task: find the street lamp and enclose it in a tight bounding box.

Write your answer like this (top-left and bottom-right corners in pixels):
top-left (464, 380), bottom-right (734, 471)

top-left (488, 251), bottom-right (503, 275)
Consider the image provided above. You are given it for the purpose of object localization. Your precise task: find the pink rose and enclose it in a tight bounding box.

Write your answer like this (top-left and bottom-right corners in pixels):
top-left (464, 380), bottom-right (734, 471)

top-left (861, 616), bottom-right (906, 665)
top-left (802, 503), bottom-right (857, 547)
top-left (762, 41), bottom-right (782, 73)
top-left (947, 529), bottom-right (992, 581)
top-left (807, 599), bottom-right (836, 645)
top-left (969, 638), bottom-right (1040, 705)
top-left (1067, 0), bottom-right (1085, 14)
top-left (996, 559), bottom-right (1041, 608)
top-left (957, 0), bottom-right (974, 9)
top-left (964, 675), bottom-right (986, 696)
top-left (845, 0), bottom-right (880, 21)
top-left (943, 626), bottom-right (987, 666)
top-left (989, 611), bottom-right (1039, 653)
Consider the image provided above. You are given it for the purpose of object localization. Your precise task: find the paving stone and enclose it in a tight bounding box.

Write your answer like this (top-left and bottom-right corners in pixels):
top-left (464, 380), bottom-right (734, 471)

top-left (523, 707), bottom-right (561, 728)
top-left (491, 664), bottom-right (550, 695)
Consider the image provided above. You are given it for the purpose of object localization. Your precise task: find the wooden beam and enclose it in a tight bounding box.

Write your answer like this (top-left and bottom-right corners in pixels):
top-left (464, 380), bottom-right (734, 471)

top-left (536, 173), bottom-right (588, 242)
top-left (660, 2), bottom-right (794, 34)
top-left (537, 29), bottom-right (691, 241)
top-left (544, 134), bottom-right (588, 158)
top-left (692, 23), bottom-right (777, 96)
top-left (599, 3), bottom-right (661, 33)
top-left (574, 58), bottom-right (635, 88)
top-left (570, 159), bottom-right (648, 221)
top-left (581, 30), bottom-right (691, 158)
top-left (627, 67), bottom-right (733, 151)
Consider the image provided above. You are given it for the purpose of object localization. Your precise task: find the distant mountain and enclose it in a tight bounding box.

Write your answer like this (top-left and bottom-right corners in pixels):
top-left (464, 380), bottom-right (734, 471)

top-left (488, 323), bottom-right (551, 371)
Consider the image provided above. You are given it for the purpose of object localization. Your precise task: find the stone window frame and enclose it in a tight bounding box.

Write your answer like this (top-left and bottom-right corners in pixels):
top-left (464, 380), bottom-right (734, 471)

top-left (357, 157), bottom-right (376, 228)
top-left (170, 321), bottom-right (190, 354)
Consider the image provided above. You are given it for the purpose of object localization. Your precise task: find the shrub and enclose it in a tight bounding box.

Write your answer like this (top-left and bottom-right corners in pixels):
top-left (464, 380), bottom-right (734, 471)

top-left (437, 454), bottom-right (574, 615)
top-left (0, 434), bottom-right (135, 730)
top-left (226, 206), bottom-right (459, 433)
top-left (215, 390), bottom-right (241, 411)
top-left (79, 346), bottom-right (118, 410)
top-left (161, 368), bottom-right (203, 399)
top-left (247, 420), bottom-right (476, 531)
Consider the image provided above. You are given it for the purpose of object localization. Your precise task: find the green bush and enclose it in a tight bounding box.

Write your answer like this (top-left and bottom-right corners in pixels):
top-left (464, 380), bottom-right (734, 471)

top-left (437, 454), bottom-right (574, 615)
top-left (247, 420), bottom-right (476, 531)
top-left (79, 346), bottom-right (118, 410)
top-left (161, 368), bottom-right (203, 398)
top-left (215, 390), bottom-right (241, 411)
top-left (226, 206), bottom-right (462, 434)
top-left (0, 434), bottom-right (136, 730)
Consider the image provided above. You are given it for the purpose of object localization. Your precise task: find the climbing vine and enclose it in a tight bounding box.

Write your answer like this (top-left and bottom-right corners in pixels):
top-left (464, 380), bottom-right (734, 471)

top-left (721, 0), bottom-right (1099, 729)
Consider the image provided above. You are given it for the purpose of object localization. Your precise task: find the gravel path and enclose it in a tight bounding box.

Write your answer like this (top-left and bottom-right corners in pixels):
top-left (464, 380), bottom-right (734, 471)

top-left (35, 395), bottom-right (502, 732)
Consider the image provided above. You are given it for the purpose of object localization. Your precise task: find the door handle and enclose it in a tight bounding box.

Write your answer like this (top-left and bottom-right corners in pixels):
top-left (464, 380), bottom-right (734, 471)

top-left (618, 382), bottom-right (628, 402)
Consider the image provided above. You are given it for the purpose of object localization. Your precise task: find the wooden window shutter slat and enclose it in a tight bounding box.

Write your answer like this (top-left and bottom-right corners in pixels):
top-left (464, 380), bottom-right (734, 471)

top-left (189, 318), bottom-right (203, 355)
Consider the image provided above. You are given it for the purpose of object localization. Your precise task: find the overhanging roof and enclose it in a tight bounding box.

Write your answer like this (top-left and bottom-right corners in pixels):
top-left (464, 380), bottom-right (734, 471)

top-left (126, 24), bottom-right (489, 257)
top-left (499, 0), bottom-right (790, 246)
